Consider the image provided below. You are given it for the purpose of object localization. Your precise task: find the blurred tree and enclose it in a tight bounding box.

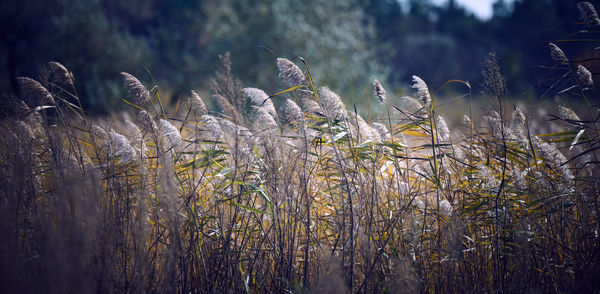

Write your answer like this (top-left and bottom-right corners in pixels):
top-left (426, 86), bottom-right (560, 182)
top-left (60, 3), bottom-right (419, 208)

top-left (0, 0), bottom-right (593, 113)
top-left (0, 0), bottom-right (151, 112)
top-left (201, 0), bottom-right (382, 104)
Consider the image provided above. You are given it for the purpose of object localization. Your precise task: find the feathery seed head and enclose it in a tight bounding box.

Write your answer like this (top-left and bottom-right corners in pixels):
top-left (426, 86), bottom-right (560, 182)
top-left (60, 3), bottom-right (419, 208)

top-left (109, 131), bottom-right (136, 164)
top-left (577, 2), bottom-right (600, 26)
top-left (549, 43), bottom-right (568, 62)
top-left (532, 136), bottom-right (574, 183)
top-left (372, 122), bottom-right (390, 141)
top-left (513, 108), bottom-right (527, 128)
top-left (17, 77), bottom-right (55, 105)
top-left (558, 105), bottom-right (583, 130)
top-left (121, 72), bottom-right (151, 105)
top-left (159, 119), bottom-right (182, 149)
top-left (219, 119), bottom-right (253, 140)
top-left (199, 114), bottom-right (225, 141)
top-left (353, 113), bottom-right (377, 141)
top-left (318, 87), bottom-right (348, 120)
top-left (436, 116), bottom-right (451, 142)
top-left (124, 119), bottom-right (142, 139)
top-left (373, 80), bottom-right (387, 103)
top-left (440, 199), bottom-right (453, 216)
top-left (478, 165), bottom-right (499, 191)
top-left (252, 106), bottom-right (278, 131)
top-left (411, 75), bottom-right (431, 107)
top-left (558, 105), bottom-right (581, 122)
top-left (92, 125), bottom-right (109, 147)
top-left (124, 119), bottom-right (147, 154)
top-left (243, 87), bottom-right (277, 118)
top-left (280, 99), bottom-right (305, 126)
top-left (482, 53), bottom-right (507, 98)
top-left (48, 61), bottom-right (74, 84)
top-left (213, 94), bottom-right (240, 122)
top-left (13, 121), bottom-right (34, 143)
top-left (576, 64), bottom-right (594, 87)
top-left (512, 108), bottom-right (530, 149)
top-left (484, 111), bottom-right (502, 133)
top-left (189, 90), bottom-right (208, 115)
top-left (277, 58), bottom-right (305, 87)
top-left (137, 110), bottom-right (157, 134)
top-left (483, 111), bottom-right (516, 141)
top-left (399, 96), bottom-right (424, 115)
top-left (300, 97), bottom-right (321, 113)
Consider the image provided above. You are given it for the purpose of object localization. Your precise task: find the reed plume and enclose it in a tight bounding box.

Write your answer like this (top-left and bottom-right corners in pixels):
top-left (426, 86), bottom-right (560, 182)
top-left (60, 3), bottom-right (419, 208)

top-left (121, 72), bottom-right (151, 105)
top-left (277, 58), bottom-right (305, 87)
top-left (48, 61), bottom-right (74, 85)
top-left (373, 80), bottom-right (386, 103)
top-left (17, 77), bottom-right (56, 105)
top-left (189, 90), bottom-right (208, 115)
top-left (577, 2), bottom-right (600, 26)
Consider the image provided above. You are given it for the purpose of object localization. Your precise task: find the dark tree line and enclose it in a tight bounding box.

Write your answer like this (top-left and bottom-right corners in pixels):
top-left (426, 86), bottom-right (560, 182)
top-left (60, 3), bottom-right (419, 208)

top-left (0, 0), bottom-right (594, 112)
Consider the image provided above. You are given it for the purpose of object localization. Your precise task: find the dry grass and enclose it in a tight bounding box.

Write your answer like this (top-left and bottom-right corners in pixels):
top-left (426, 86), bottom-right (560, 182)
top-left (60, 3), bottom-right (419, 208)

top-left (1, 6), bottom-right (600, 293)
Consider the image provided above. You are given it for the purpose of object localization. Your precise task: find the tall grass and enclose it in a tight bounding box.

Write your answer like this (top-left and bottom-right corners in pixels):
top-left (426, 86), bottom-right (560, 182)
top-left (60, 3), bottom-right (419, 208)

top-left (1, 4), bottom-right (600, 293)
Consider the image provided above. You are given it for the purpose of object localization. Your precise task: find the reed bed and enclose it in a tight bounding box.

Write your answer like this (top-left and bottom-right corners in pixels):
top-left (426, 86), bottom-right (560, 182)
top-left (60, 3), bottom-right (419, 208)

top-left (1, 4), bottom-right (600, 293)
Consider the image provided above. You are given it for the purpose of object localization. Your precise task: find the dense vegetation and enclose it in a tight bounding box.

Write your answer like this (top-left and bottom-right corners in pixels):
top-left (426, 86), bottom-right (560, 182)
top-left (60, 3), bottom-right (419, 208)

top-left (1, 1), bottom-right (600, 293)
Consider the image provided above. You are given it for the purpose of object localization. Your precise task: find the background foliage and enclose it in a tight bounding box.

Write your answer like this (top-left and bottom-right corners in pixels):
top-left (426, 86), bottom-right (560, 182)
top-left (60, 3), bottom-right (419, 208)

top-left (0, 0), bottom-right (596, 111)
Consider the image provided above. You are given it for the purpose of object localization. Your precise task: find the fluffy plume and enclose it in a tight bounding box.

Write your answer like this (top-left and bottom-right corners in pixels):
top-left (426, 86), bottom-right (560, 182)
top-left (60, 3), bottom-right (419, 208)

top-left (576, 64), bottom-right (594, 87)
top-left (199, 115), bottom-right (225, 142)
top-left (213, 94), bottom-right (241, 123)
top-left (220, 119), bottom-right (253, 141)
top-left (398, 96), bottom-right (424, 115)
top-left (372, 122), bottom-right (391, 141)
top-left (478, 165), bottom-right (499, 191)
top-left (124, 119), bottom-right (142, 139)
top-left (17, 77), bottom-right (55, 105)
top-left (121, 72), bottom-right (151, 105)
top-left (219, 119), bottom-right (255, 161)
top-left (13, 121), bottom-right (34, 144)
top-left (159, 119), bottom-right (182, 149)
top-left (373, 80), bottom-right (387, 103)
top-left (512, 107), bottom-right (530, 149)
top-left (318, 87), bottom-right (348, 120)
top-left (513, 108), bottom-right (527, 129)
top-left (109, 131), bottom-right (137, 164)
top-left (137, 110), bottom-right (157, 134)
top-left (532, 136), bottom-right (574, 183)
top-left (411, 75), bottom-right (431, 107)
top-left (299, 97), bottom-right (321, 113)
top-left (277, 58), bottom-right (305, 87)
top-left (124, 119), bottom-right (147, 155)
top-left (91, 125), bottom-right (110, 151)
top-left (252, 107), bottom-right (278, 131)
top-left (189, 90), bottom-right (208, 115)
top-left (482, 53), bottom-right (507, 99)
top-left (280, 99), bottom-right (305, 126)
top-left (352, 113), bottom-right (378, 142)
top-left (483, 111), bottom-right (516, 142)
top-left (440, 199), bottom-right (453, 216)
top-left (549, 43), bottom-right (568, 62)
top-left (436, 116), bottom-right (451, 142)
top-left (577, 2), bottom-right (600, 26)
top-left (558, 105), bottom-right (583, 130)
top-left (243, 87), bottom-right (277, 118)
top-left (48, 61), bottom-right (74, 84)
